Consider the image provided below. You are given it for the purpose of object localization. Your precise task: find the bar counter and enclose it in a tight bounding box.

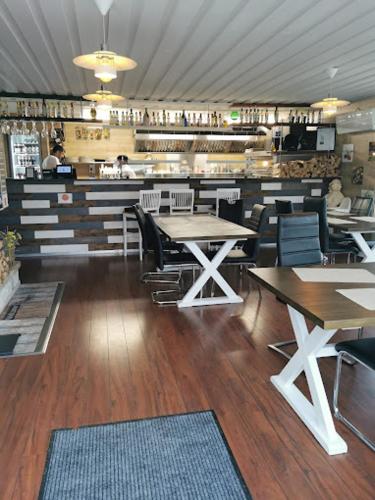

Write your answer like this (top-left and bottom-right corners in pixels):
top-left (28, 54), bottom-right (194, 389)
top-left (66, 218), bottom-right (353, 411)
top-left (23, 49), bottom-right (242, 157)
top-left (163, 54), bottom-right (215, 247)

top-left (3, 176), bottom-right (331, 256)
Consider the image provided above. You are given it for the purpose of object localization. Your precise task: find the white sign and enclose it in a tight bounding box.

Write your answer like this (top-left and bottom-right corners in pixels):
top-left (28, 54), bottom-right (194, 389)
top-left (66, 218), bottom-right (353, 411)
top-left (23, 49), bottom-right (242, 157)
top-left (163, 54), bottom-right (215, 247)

top-left (58, 192), bottom-right (73, 204)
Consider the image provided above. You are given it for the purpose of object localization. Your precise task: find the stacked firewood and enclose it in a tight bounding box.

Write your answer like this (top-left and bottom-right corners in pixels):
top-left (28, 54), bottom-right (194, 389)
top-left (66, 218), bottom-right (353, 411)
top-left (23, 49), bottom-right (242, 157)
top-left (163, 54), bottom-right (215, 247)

top-left (278, 154), bottom-right (340, 178)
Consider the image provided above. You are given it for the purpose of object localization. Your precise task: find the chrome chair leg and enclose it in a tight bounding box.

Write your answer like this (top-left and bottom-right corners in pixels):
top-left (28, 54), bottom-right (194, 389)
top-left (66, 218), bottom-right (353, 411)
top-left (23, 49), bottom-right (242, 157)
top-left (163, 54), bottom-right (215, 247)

top-left (267, 340), bottom-right (296, 360)
top-left (152, 289), bottom-right (180, 306)
top-left (333, 352), bottom-right (375, 452)
top-left (141, 269), bottom-right (181, 284)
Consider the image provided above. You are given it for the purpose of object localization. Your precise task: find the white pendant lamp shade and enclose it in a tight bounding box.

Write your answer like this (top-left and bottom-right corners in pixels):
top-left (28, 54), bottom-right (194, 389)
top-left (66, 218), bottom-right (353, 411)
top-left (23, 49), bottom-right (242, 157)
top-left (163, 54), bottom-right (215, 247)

top-left (311, 67), bottom-right (350, 114)
top-left (73, 50), bottom-right (137, 83)
top-left (83, 89), bottom-right (124, 110)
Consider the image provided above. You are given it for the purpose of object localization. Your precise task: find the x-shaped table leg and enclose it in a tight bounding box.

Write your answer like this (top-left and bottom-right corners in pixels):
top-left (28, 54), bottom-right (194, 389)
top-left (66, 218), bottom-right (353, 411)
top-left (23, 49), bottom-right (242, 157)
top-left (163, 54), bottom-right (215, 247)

top-left (350, 232), bottom-right (375, 262)
top-left (271, 305), bottom-right (348, 455)
top-left (177, 239), bottom-right (243, 308)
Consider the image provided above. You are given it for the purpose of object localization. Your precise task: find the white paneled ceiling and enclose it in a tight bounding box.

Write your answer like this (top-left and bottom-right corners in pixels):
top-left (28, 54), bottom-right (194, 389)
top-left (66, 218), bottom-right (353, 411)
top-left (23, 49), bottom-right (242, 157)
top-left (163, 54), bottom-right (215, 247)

top-left (1, 0), bottom-right (375, 104)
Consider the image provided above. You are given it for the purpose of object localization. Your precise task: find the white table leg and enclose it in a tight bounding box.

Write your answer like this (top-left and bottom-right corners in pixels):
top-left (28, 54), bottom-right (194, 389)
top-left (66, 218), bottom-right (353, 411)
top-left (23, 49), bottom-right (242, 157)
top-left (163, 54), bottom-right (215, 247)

top-left (177, 239), bottom-right (243, 308)
top-left (350, 232), bottom-right (375, 262)
top-left (271, 305), bottom-right (348, 455)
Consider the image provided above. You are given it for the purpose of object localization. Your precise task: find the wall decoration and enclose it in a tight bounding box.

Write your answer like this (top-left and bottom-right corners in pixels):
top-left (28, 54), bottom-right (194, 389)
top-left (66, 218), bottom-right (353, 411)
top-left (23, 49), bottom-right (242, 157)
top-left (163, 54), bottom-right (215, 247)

top-left (342, 143), bottom-right (354, 163)
top-left (58, 193), bottom-right (73, 204)
top-left (74, 126), bottom-right (107, 141)
top-left (368, 142), bottom-right (375, 160)
top-left (352, 166), bottom-right (364, 185)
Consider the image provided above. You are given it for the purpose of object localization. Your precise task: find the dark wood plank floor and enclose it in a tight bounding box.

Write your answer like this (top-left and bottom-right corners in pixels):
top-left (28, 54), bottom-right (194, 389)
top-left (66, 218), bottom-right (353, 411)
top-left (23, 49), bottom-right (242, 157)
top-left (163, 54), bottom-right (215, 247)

top-left (0, 255), bottom-right (374, 499)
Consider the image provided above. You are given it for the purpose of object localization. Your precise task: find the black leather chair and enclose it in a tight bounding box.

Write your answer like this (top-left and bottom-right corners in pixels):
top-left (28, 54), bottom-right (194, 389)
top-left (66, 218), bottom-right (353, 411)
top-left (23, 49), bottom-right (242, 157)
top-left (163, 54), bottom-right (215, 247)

top-left (134, 203), bottom-right (183, 257)
top-left (333, 338), bottom-right (375, 451)
top-left (268, 213), bottom-right (322, 358)
top-left (303, 196), bottom-right (357, 263)
top-left (351, 196), bottom-right (374, 216)
top-left (277, 212), bottom-right (323, 267)
top-left (142, 213), bottom-right (200, 304)
top-left (275, 199), bottom-right (294, 215)
top-left (218, 198), bottom-right (244, 225)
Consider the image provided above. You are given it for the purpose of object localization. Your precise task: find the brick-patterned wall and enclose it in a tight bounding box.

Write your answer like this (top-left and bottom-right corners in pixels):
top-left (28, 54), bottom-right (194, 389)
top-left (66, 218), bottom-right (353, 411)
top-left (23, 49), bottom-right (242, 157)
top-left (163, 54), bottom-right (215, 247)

top-left (3, 177), bottom-right (330, 256)
top-left (0, 136), bottom-right (8, 210)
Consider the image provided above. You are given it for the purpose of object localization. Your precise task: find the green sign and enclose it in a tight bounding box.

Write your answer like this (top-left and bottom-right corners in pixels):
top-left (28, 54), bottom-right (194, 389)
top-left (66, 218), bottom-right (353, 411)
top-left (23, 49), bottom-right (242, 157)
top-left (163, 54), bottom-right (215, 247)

top-left (231, 111), bottom-right (239, 120)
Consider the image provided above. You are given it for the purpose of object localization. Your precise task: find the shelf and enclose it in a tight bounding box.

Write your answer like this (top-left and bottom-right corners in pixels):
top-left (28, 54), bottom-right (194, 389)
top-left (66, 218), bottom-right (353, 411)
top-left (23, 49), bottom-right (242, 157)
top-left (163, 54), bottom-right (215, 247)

top-left (0, 116), bottom-right (102, 123)
top-left (14, 152), bottom-right (39, 156)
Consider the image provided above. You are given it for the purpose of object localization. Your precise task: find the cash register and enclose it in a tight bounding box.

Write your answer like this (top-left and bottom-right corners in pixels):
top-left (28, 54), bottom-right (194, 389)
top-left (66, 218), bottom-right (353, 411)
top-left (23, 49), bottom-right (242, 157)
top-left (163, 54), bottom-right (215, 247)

top-left (43, 165), bottom-right (76, 179)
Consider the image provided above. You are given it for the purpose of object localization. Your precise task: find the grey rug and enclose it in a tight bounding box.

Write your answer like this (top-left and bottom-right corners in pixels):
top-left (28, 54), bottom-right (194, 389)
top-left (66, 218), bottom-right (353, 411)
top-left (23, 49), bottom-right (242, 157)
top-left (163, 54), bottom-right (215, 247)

top-left (39, 411), bottom-right (251, 500)
top-left (0, 282), bottom-right (64, 357)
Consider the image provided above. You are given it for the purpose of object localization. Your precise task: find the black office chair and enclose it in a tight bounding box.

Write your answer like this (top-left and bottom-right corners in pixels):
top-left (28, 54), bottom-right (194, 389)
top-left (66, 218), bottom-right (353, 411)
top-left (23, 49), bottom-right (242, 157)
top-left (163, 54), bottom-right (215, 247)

top-left (218, 198), bottom-right (244, 225)
top-left (333, 338), bottom-right (375, 451)
top-left (277, 212), bottom-right (323, 267)
top-left (268, 213), bottom-right (322, 358)
top-left (220, 204), bottom-right (267, 266)
top-left (303, 196), bottom-right (357, 263)
top-left (143, 213), bottom-right (200, 305)
top-left (275, 199), bottom-right (294, 215)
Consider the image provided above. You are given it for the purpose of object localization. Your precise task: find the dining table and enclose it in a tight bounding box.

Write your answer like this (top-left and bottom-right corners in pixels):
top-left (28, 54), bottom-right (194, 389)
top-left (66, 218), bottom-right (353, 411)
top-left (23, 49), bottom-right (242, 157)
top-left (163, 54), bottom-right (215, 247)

top-left (155, 214), bottom-right (258, 308)
top-left (248, 263), bottom-right (375, 455)
top-left (327, 215), bottom-right (375, 262)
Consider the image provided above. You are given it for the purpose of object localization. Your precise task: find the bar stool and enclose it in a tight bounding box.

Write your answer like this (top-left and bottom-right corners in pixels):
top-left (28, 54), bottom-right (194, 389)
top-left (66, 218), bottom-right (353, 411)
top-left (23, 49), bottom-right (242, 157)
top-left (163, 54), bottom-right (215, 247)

top-left (123, 190), bottom-right (162, 260)
top-left (215, 188), bottom-right (240, 216)
top-left (169, 189), bottom-right (194, 215)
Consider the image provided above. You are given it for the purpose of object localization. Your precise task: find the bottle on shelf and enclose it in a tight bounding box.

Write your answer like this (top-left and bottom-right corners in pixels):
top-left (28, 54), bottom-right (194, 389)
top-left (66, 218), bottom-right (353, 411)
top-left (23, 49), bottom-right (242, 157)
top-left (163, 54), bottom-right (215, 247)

top-left (240, 108), bottom-right (244, 124)
top-left (62, 102), bottom-right (68, 119)
top-left (162, 109), bottom-right (166, 126)
top-left (70, 102), bottom-right (75, 119)
top-left (129, 109), bottom-right (134, 126)
top-left (274, 107), bottom-right (279, 124)
top-left (218, 113), bottom-right (223, 127)
top-left (295, 111), bottom-right (300, 124)
top-left (121, 111), bottom-right (125, 126)
top-left (42, 99), bottom-right (47, 117)
top-left (90, 105), bottom-right (97, 120)
top-left (288, 109), bottom-right (294, 123)
top-left (57, 101), bottom-right (61, 118)
top-left (198, 113), bottom-right (202, 127)
top-left (143, 108), bottom-right (150, 126)
top-left (192, 112), bottom-right (196, 127)
top-left (166, 111), bottom-right (170, 126)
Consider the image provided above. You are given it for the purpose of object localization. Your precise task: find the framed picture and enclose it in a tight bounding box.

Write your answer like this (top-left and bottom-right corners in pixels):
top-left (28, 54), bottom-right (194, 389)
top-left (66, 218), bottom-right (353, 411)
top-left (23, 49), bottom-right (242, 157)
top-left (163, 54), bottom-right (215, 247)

top-left (352, 166), bottom-right (364, 185)
top-left (342, 144), bottom-right (354, 163)
top-left (369, 142), bottom-right (375, 160)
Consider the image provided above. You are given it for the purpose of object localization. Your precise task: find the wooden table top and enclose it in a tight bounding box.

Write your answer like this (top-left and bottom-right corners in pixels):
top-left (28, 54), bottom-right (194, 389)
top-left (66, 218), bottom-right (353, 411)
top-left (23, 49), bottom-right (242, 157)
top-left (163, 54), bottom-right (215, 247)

top-left (248, 264), bottom-right (375, 330)
top-left (327, 215), bottom-right (375, 233)
top-left (154, 214), bottom-right (258, 242)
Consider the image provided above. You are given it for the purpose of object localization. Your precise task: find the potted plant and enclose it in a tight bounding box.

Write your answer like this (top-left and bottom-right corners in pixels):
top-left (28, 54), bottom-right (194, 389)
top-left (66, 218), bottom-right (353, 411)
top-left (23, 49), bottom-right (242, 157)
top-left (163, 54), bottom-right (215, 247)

top-left (0, 228), bottom-right (22, 268)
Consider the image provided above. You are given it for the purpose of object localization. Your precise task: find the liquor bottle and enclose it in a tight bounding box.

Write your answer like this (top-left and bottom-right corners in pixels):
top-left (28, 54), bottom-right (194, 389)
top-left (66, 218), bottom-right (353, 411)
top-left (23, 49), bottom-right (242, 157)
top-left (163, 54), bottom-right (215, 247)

top-left (302, 112), bottom-right (307, 124)
top-left (207, 113), bottom-right (211, 128)
top-left (192, 112), bottom-right (197, 127)
top-left (182, 110), bottom-right (188, 127)
top-left (274, 107), bottom-right (279, 124)
top-left (121, 111), bottom-right (125, 125)
top-left (151, 111), bottom-right (156, 126)
top-left (57, 101), bottom-right (61, 118)
top-left (198, 113), bottom-right (202, 127)
top-left (62, 102), bottom-right (68, 118)
top-left (129, 109), bottom-right (134, 126)
top-left (90, 105), bottom-right (97, 120)
top-left (162, 109), bottom-right (166, 126)
top-left (240, 108), bottom-right (244, 124)
top-left (288, 109), bottom-right (294, 123)
top-left (42, 99), bottom-right (47, 117)
top-left (295, 111), bottom-right (300, 124)
top-left (218, 113), bottom-right (223, 127)
top-left (187, 113), bottom-right (191, 126)
top-left (143, 108), bottom-right (150, 126)
top-left (166, 112), bottom-right (170, 126)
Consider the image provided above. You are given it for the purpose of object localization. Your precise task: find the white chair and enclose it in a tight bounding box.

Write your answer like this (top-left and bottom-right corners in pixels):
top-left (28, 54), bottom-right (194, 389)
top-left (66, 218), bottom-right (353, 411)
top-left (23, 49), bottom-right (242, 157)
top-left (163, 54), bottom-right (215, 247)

top-left (123, 190), bottom-right (162, 260)
top-left (215, 188), bottom-right (241, 216)
top-left (169, 189), bottom-right (194, 214)
top-left (338, 197), bottom-right (352, 213)
top-left (140, 190), bottom-right (162, 214)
